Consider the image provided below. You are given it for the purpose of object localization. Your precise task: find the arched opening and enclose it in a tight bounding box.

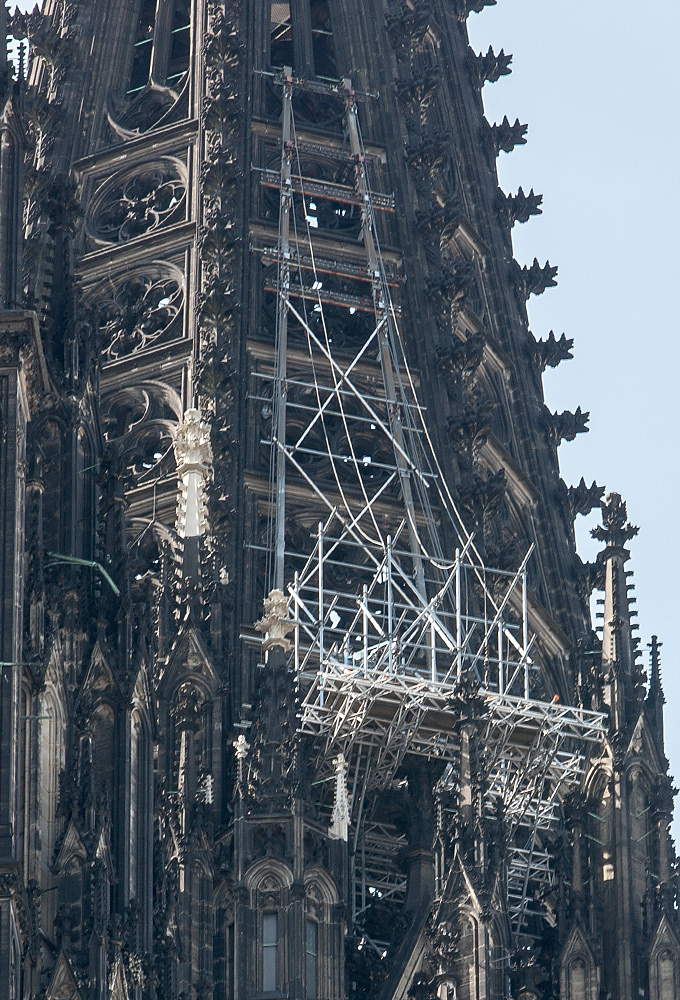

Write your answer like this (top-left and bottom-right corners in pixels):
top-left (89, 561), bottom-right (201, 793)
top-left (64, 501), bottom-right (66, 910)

top-left (38, 686), bottom-right (64, 930)
top-left (92, 702), bottom-right (115, 800)
top-left (128, 0), bottom-right (157, 95)
top-left (262, 911), bottom-right (279, 992)
top-left (568, 957), bottom-right (587, 1000)
top-left (658, 950), bottom-right (677, 1000)
top-left (309, 0), bottom-right (337, 80)
top-left (75, 425), bottom-right (95, 561)
top-left (168, 0), bottom-right (192, 86)
top-left (129, 705), bottom-right (153, 949)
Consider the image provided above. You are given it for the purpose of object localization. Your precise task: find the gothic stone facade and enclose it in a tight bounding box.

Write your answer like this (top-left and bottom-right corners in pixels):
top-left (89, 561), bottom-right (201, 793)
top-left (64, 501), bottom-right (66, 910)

top-left (0, 1), bottom-right (678, 999)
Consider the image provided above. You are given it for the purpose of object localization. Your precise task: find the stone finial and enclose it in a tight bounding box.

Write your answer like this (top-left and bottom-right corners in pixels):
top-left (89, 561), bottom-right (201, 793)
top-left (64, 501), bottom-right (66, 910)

top-left (591, 492), bottom-right (639, 548)
top-left (174, 408), bottom-right (212, 476)
top-left (174, 408), bottom-right (212, 540)
top-left (233, 734), bottom-right (250, 787)
top-left (328, 754), bottom-right (350, 842)
top-left (254, 588), bottom-right (294, 652)
top-left (648, 635), bottom-right (664, 702)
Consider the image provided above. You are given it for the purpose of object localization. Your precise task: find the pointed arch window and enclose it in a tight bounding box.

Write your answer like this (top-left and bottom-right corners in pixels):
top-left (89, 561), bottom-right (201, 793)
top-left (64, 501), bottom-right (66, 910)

top-left (128, 0), bottom-right (157, 94)
top-left (168, 0), bottom-right (192, 85)
top-left (309, 0), bottom-right (337, 81)
top-left (658, 950), bottom-right (677, 1000)
top-left (270, 3), bottom-right (293, 70)
top-left (269, 0), bottom-right (338, 81)
top-left (305, 919), bottom-right (318, 999)
top-left (127, 0), bottom-right (192, 96)
top-left (262, 911), bottom-right (279, 992)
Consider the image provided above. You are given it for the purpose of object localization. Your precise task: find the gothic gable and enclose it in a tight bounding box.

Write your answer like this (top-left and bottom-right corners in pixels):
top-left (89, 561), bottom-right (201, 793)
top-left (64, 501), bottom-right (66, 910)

top-left (559, 922), bottom-right (599, 1000)
top-left (626, 710), bottom-right (665, 774)
top-left (649, 914), bottom-right (680, 1000)
top-left (157, 623), bottom-right (219, 702)
top-left (54, 818), bottom-right (88, 874)
top-left (108, 958), bottom-right (130, 1000)
top-left (77, 640), bottom-right (121, 706)
top-left (46, 951), bottom-right (82, 1000)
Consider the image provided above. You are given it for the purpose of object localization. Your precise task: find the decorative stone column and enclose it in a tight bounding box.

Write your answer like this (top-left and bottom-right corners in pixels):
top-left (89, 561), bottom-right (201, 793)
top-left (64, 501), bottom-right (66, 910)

top-left (173, 408), bottom-right (212, 580)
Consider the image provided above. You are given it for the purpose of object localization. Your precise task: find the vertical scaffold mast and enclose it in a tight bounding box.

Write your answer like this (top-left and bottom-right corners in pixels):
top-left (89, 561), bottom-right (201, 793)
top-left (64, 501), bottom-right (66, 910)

top-left (259, 70), bottom-right (605, 943)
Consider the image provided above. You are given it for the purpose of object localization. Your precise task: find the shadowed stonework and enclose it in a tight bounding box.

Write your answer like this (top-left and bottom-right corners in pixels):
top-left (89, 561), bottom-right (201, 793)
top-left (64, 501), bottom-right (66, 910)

top-left (0, 2), bottom-right (678, 998)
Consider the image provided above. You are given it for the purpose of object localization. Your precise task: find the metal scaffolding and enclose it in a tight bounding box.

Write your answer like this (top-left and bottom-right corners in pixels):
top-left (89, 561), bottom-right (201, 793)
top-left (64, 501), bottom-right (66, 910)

top-left (256, 69), bottom-right (605, 942)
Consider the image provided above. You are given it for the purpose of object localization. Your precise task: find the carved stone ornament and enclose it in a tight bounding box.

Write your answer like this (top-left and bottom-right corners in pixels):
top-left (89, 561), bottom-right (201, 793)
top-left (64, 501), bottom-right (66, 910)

top-left (591, 492), bottom-right (639, 546)
top-left (173, 408), bottom-right (212, 477)
top-left (254, 588), bottom-right (295, 652)
top-left (89, 160), bottom-right (186, 243)
top-left (97, 267), bottom-right (184, 360)
top-left (328, 754), bottom-right (350, 842)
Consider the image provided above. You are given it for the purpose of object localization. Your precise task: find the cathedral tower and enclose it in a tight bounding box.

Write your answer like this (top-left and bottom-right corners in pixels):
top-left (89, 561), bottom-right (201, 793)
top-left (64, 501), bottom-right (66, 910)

top-left (1, 1), bottom-right (678, 998)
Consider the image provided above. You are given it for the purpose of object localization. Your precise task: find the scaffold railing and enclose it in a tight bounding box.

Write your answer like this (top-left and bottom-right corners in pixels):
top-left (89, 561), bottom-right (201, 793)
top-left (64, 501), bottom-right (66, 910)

top-left (256, 68), bottom-right (606, 944)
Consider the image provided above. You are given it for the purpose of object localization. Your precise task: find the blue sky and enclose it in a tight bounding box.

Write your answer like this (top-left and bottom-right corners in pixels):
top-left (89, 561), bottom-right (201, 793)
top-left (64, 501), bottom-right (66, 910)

top-left (11, 0), bottom-right (680, 828)
top-left (467, 0), bottom-right (680, 832)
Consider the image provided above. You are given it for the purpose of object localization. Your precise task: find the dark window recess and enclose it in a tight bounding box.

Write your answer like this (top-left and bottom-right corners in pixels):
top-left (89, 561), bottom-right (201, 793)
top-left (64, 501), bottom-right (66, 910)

top-left (227, 922), bottom-right (235, 1000)
top-left (309, 0), bottom-right (337, 80)
top-left (305, 920), bottom-right (318, 1000)
top-left (128, 0), bottom-right (157, 94)
top-left (168, 0), bottom-right (191, 85)
top-left (271, 2), bottom-right (293, 69)
top-left (262, 912), bottom-right (278, 992)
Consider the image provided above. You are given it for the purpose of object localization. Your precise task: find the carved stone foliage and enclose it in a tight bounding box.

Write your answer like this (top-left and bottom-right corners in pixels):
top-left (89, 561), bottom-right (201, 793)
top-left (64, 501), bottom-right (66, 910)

top-left (514, 257), bottom-right (558, 299)
top-left (469, 45), bottom-right (512, 87)
top-left (566, 478), bottom-right (604, 518)
top-left (532, 330), bottom-right (573, 371)
top-left (489, 116), bottom-right (528, 155)
top-left (506, 186), bottom-right (543, 225)
top-left (198, 0), bottom-right (245, 616)
top-left (88, 160), bottom-right (186, 243)
top-left (545, 406), bottom-right (589, 446)
top-left (385, 0), bottom-right (434, 47)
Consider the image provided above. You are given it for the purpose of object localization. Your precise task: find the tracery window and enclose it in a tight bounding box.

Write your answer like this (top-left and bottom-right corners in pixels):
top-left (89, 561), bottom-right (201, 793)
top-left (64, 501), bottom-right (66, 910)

top-left (269, 0), bottom-right (338, 81)
top-left (127, 0), bottom-right (192, 96)
top-left (98, 269), bottom-right (184, 361)
top-left (90, 162), bottom-right (186, 244)
top-left (128, 0), bottom-right (157, 95)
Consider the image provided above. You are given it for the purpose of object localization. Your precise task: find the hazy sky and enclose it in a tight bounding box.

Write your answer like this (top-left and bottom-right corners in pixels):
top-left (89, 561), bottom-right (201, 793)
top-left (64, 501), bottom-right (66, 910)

top-left (467, 0), bottom-right (680, 830)
top-left (11, 0), bottom-right (680, 826)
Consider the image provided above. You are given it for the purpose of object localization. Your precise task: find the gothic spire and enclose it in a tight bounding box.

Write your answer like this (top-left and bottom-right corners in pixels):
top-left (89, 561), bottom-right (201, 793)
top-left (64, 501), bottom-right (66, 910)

top-left (0, 6), bottom-right (25, 311)
top-left (646, 634), bottom-right (666, 757)
top-left (591, 493), bottom-right (640, 731)
top-left (246, 592), bottom-right (299, 808)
